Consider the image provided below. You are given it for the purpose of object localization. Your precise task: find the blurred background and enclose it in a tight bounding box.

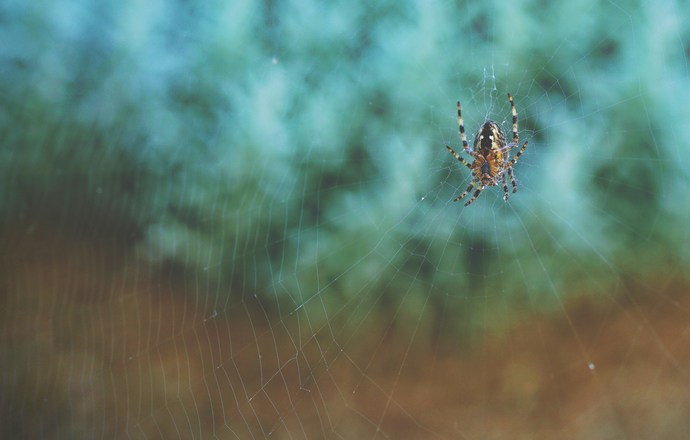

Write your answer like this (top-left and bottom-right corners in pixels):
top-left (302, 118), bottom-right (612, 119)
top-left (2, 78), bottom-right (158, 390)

top-left (2, 0), bottom-right (690, 438)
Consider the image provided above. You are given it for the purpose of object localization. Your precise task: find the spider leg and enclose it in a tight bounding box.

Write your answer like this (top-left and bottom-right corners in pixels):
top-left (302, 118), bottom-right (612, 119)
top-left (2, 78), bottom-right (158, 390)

top-left (508, 167), bottom-right (518, 193)
top-left (508, 93), bottom-right (518, 146)
top-left (463, 185), bottom-right (484, 206)
top-left (452, 179), bottom-right (476, 202)
top-left (502, 173), bottom-right (510, 201)
top-left (509, 141), bottom-right (528, 167)
top-left (457, 101), bottom-right (472, 154)
top-left (446, 145), bottom-right (472, 170)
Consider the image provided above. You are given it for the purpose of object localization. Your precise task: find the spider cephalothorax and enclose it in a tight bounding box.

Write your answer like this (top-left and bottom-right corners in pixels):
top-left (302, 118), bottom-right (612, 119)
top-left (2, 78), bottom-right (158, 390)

top-left (446, 93), bottom-right (528, 206)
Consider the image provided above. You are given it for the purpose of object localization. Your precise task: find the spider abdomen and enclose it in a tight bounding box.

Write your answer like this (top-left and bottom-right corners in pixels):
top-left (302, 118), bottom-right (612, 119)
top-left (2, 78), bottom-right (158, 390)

top-left (474, 121), bottom-right (506, 153)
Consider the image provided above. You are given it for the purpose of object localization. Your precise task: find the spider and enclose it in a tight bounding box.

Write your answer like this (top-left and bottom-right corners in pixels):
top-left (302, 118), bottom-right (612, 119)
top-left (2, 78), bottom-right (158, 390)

top-left (446, 93), bottom-right (528, 206)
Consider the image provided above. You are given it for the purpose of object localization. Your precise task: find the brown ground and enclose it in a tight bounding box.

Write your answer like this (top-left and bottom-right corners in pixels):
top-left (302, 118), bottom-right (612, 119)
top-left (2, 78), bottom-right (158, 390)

top-left (1, 225), bottom-right (689, 439)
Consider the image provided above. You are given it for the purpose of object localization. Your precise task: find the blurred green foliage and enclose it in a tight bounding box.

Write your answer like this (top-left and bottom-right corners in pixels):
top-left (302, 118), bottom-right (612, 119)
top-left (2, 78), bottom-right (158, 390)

top-left (1, 0), bottom-right (689, 334)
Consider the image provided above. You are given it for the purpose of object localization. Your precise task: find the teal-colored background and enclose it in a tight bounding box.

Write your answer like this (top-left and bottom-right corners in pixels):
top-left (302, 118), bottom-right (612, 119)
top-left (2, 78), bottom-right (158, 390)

top-left (3, 0), bottom-right (687, 328)
top-left (1, 0), bottom-right (689, 437)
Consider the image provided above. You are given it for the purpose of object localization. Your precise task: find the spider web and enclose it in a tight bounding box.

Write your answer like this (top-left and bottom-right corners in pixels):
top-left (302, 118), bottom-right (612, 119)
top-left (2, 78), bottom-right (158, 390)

top-left (2, 0), bottom-right (690, 438)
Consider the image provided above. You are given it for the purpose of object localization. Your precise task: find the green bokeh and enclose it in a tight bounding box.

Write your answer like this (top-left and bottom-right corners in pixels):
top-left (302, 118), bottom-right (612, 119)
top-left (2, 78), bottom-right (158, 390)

top-left (1, 0), bottom-right (688, 335)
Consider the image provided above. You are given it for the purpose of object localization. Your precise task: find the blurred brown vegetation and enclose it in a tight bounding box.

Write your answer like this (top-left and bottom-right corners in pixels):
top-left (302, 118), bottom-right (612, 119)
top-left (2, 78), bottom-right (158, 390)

top-left (1, 223), bottom-right (689, 439)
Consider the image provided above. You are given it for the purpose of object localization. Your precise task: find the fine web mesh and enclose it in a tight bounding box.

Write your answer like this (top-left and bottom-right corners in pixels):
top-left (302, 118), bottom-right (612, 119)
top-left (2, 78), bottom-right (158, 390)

top-left (2, 0), bottom-right (690, 438)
